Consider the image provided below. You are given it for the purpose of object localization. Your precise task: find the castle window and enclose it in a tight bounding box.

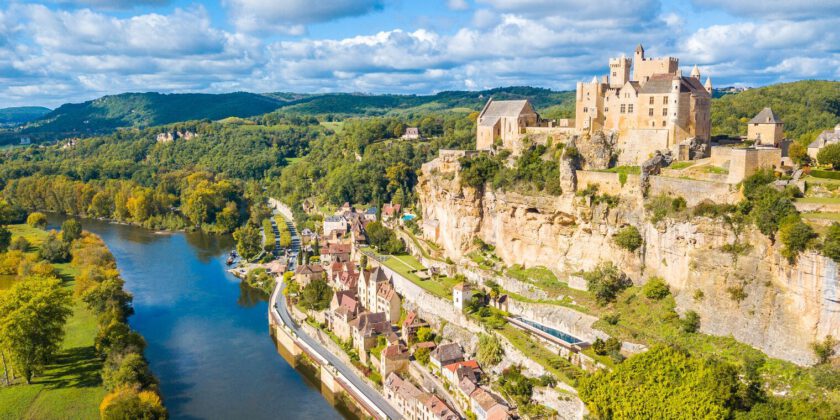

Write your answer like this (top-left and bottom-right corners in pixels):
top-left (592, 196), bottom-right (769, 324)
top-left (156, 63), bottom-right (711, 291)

top-left (612, 72), bottom-right (617, 77)
top-left (583, 107), bottom-right (588, 113)
top-left (649, 108), bottom-right (654, 116)
top-left (620, 104), bottom-right (626, 113)
top-left (628, 104), bottom-right (634, 113)
top-left (651, 121), bottom-right (655, 127)
top-left (662, 121), bottom-right (666, 126)
top-left (662, 108), bottom-right (668, 116)
top-left (605, 107), bottom-right (608, 112)
top-left (649, 97), bottom-right (654, 105)
top-left (663, 97), bottom-right (668, 104)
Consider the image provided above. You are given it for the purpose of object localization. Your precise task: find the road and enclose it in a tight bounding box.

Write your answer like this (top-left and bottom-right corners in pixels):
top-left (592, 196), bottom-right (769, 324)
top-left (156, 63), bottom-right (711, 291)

top-left (271, 280), bottom-right (402, 419)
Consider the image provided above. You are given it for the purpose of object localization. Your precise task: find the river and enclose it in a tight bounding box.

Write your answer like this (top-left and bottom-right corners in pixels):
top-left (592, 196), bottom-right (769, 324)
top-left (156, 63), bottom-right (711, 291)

top-left (48, 216), bottom-right (347, 420)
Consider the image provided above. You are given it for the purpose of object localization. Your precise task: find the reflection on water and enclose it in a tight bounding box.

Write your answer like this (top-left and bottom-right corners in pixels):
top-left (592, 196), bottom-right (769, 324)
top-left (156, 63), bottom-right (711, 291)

top-left (47, 215), bottom-right (346, 420)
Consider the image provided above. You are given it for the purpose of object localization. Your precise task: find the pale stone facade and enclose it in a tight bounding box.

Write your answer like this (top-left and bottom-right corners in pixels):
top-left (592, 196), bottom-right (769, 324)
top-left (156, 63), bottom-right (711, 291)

top-left (747, 107), bottom-right (784, 147)
top-left (476, 99), bottom-right (540, 151)
top-left (575, 44), bottom-right (712, 162)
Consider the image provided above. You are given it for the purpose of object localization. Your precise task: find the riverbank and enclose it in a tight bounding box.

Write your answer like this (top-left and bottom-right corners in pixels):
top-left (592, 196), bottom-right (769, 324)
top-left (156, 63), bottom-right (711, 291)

top-left (0, 225), bottom-right (112, 418)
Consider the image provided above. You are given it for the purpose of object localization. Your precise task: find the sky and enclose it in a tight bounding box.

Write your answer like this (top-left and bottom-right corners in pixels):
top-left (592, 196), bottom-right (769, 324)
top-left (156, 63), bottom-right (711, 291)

top-left (0, 0), bottom-right (838, 108)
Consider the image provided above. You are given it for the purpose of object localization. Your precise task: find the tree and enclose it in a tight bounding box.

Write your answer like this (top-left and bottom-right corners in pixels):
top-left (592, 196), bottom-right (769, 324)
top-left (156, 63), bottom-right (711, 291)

top-left (811, 335), bottom-right (837, 364)
top-left (817, 143), bottom-right (840, 169)
top-left (643, 277), bottom-right (670, 300)
top-left (416, 326), bottom-right (434, 343)
top-left (233, 223), bottom-right (262, 261)
top-left (100, 386), bottom-right (167, 420)
top-left (749, 187), bottom-right (797, 237)
top-left (778, 217), bottom-right (816, 263)
top-left (83, 277), bottom-right (134, 319)
top-left (613, 225), bottom-right (643, 252)
top-left (102, 351), bottom-right (158, 392)
top-left (414, 346), bottom-right (431, 365)
top-left (681, 310), bottom-right (701, 333)
top-left (788, 142), bottom-right (808, 165)
top-left (0, 226), bottom-right (10, 253)
top-left (9, 236), bottom-right (30, 252)
top-left (61, 218), bottom-right (83, 243)
top-left (822, 223), bottom-right (840, 262)
top-left (476, 333), bottom-right (505, 367)
top-left (582, 262), bottom-right (631, 306)
top-left (497, 366), bottom-right (534, 407)
top-left (579, 345), bottom-right (750, 419)
top-left (26, 212), bottom-right (47, 229)
top-left (300, 279), bottom-right (333, 311)
top-left (38, 232), bottom-right (71, 263)
top-left (0, 277), bottom-right (72, 383)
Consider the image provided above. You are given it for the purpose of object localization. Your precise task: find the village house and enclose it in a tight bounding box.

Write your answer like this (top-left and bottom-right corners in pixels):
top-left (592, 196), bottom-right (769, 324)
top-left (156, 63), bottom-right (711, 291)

top-left (442, 360), bottom-right (481, 385)
top-left (327, 261), bottom-right (356, 288)
top-left (575, 44), bottom-right (712, 163)
top-left (382, 203), bottom-right (402, 221)
top-left (476, 99), bottom-right (540, 152)
top-left (430, 342), bottom-right (464, 371)
top-left (384, 373), bottom-right (459, 420)
top-left (748, 107), bottom-right (785, 147)
top-left (452, 283), bottom-right (472, 312)
top-left (402, 127), bottom-right (422, 140)
top-left (469, 387), bottom-right (510, 420)
top-left (294, 264), bottom-right (325, 287)
top-left (379, 343), bottom-right (411, 378)
top-left (320, 242), bottom-right (353, 264)
top-left (364, 207), bottom-right (378, 222)
top-left (358, 267), bottom-right (401, 323)
top-left (328, 290), bottom-right (362, 341)
top-left (401, 311), bottom-right (429, 343)
top-left (323, 215), bottom-right (348, 237)
top-left (808, 124), bottom-right (840, 160)
top-left (349, 311), bottom-right (396, 364)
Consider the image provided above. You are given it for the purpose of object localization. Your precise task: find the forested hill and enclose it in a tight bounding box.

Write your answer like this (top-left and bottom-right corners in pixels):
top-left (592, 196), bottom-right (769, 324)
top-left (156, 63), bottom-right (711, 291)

top-left (0, 106), bottom-right (51, 126)
top-left (0, 87), bottom-right (574, 144)
top-left (1, 92), bottom-right (285, 143)
top-left (711, 80), bottom-right (840, 141)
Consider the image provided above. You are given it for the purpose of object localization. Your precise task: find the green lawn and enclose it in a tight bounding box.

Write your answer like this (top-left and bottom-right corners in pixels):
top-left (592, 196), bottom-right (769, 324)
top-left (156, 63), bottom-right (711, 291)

top-left (796, 197), bottom-right (840, 204)
top-left (669, 161), bottom-right (695, 170)
top-left (802, 212), bottom-right (840, 221)
top-left (803, 175), bottom-right (840, 185)
top-left (379, 254), bottom-right (457, 300)
top-left (599, 166), bottom-right (640, 175)
top-left (0, 225), bottom-right (106, 420)
top-left (498, 325), bottom-right (582, 386)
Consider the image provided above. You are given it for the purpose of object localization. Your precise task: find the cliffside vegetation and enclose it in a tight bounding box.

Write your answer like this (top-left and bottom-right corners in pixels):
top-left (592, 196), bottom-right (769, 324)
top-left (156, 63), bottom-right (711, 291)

top-left (458, 143), bottom-right (564, 195)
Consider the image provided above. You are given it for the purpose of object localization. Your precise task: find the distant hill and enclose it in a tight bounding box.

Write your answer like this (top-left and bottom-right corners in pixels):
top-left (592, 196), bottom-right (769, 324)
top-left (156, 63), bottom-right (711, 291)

top-left (0, 92), bottom-right (284, 144)
top-left (0, 106), bottom-right (51, 125)
top-left (711, 80), bottom-right (840, 141)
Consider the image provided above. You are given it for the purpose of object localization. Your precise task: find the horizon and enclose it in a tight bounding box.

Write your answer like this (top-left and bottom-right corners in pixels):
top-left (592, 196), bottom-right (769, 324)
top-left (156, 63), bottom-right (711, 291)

top-left (1, 0), bottom-right (839, 108)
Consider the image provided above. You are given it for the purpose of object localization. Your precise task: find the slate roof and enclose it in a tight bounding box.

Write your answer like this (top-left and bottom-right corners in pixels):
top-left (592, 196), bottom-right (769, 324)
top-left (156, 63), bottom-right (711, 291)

top-left (431, 342), bottom-right (463, 364)
top-left (639, 74), bottom-right (708, 95)
top-left (749, 107), bottom-right (783, 124)
top-left (478, 99), bottom-right (533, 127)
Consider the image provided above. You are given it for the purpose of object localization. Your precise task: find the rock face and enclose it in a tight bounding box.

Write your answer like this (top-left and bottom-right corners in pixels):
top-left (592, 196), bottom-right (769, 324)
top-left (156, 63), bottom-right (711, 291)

top-left (571, 131), bottom-right (616, 170)
top-left (418, 156), bottom-right (840, 365)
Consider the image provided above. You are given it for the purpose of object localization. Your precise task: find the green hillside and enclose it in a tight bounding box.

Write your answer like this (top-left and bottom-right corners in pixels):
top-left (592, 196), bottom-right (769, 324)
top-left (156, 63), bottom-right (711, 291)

top-left (0, 106), bottom-right (51, 125)
top-left (711, 80), bottom-right (840, 141)
top-left (1, 92), bottom-right (284, 144)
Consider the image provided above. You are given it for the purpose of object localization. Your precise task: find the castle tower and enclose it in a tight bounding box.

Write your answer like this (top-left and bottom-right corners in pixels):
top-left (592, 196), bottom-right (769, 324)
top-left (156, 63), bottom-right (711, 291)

top-left (704, 77), bottom-right (712, 93)
top-left (609, 55), bottom-right (631, 88)
top-left (690, 65), bottom-right (701, 79)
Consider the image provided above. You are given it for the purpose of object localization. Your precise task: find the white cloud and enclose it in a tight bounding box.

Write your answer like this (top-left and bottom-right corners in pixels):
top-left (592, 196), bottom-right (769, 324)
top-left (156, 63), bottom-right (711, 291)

top-left (223, 0), bottom-right (385, 34)
top-left (692, 0), bottom-right (840, 20)
top-left (477, 0), bottom-right (662, 23)
top-left (447, 0), bottom-right (470, 11)
top-left (49, 0), bottom-right (170, 10)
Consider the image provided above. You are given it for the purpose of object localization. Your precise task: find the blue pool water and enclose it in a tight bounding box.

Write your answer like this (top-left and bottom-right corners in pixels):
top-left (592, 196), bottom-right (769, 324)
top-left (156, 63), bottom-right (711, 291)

top-left (402, 214), bottom-right (416, 221)
top-left (519, 318), bottom-right (583, 345)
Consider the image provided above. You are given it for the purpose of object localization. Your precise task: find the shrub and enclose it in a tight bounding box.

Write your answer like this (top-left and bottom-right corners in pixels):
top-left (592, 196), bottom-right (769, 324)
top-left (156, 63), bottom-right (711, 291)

top-left (821, 223), bottom-right (840, 263)
top-left (613, 226), bottom-right (643, 252)
top-left (742, 169), bottom-right (776, 199)
top-left (692, 200), bottom-right (735, 218)
top-left (9, 236), bottom-right (30, 252)
top-left (680, 310), bottom-right (701, 333)
top-left (778, 217), bottom-right (816, 263)
top-left (726, 285), bottom-right (747, 302)
top-left (817, 143), bottom-right (840, 169)
top-left (414, 346), bottom-right (431, 365)
top-left (643, 277), bottom-right (670, 300)
top-left (26, 212), bottom-right (48, 229)
top-left (61, 218), bottom-right (83, 243)
top-left (593, 337), bottom-right (621, 356)
top-left (416, 326), bottom-right (434, 343)
top-left (476, 334), bottom-right (504, 367)
top-left (811, 335), bottom-right (837, 365)
top-left (749, 187), bottom-right (797, 237)
top-left (603, 313), bottom-right (620, 325)
top-left (100, 386), bottom-right (166, 420)
top-left (582, 262), bottom-right (631, 306)
top-left (693, 289), bottom-right (705, 302)
top-left (300, 279), bottom-right (333, 311)
top-left (788, 142), bottom-right (808, 165)
top-left (39, 232), bottom-right (71, 263)
top-left (0, 226), bottom-right (9, 253)
top-left (645, 195), bottom-right (684, 223)
top-left (810, 169), bottom-right (840, 180)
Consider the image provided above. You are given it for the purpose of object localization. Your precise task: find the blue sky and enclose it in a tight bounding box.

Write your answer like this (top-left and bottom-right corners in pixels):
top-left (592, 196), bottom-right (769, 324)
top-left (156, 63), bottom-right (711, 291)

top-left (0, 0), bottom-right (838, 107)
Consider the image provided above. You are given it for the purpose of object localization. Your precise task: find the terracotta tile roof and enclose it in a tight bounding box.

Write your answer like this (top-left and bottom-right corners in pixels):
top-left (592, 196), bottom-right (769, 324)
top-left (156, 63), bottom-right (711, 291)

top-left (385, 373), bottom-right (423, 401)
top-left (423, 395), bottom-right (459, 420)
top-left (443, 359), bottom-right (480, 373)
top-left (377, 282), bottom-right (398, 301)
top-left (403, 311), bottom-right (417, 327)
top-left (470, 387), bottom-right (508, 412)
top-left (295, 264), bottom-right (324, 275)
top-left (382, 344), bottom-right (410, 360)
top-left (414, 341), bottom-right (436, 350)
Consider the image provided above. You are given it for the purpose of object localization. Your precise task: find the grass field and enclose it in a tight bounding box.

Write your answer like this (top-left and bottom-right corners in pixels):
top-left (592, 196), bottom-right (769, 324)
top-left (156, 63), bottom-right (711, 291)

top-left (802, 212), bottom-right (840, 221)
top-left (379, 253), bottom-right (458, 299)
top-left (796, 197), bottom-right (840, 204)
top-left (0, 224), bottom-right (105, 420)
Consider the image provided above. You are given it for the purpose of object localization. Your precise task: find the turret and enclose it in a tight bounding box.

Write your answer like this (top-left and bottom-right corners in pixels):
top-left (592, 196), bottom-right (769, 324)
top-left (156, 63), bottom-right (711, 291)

top-left (690, 65), bottom-right (701, 79)
top-left (704, 77), bottom-right (712, 93)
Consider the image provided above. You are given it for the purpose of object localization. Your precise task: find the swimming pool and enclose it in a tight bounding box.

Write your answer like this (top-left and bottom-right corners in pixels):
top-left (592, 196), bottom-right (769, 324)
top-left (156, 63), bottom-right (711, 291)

top-left (402, 213), bottom-right (416, 221)
top-left (518, 318), bottom-right (583, 345)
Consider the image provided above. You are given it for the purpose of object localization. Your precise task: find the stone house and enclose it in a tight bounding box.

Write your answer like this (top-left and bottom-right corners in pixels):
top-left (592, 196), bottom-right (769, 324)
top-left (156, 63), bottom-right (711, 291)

top-left (384, 373), bottom-right (459, 420)
top-left (469, 387), bottom-right (510, 420)
top-left (328, 290), bottom-right (362, 342)
top-left (364, 207), bottom-right (378, 222)
top-left (320, 242), bottom-right (352, 264)
top-left (402, 127), bottom-right (422, 140)
top-left (323, 215), bottom-right (348, 236)
top-left (327, 261), bottom-right (356, 289)
top-left (349, 311), bottom-right (395, 364)
top-left (379, 344), bottom-right (410, 377)
top-left (476, 99), bottom-right (540, 152)
top-left (748, 107), bottom-right (784, 147)
top-left (452, 283), bottom-right (472, 312)
top-left (401, 311), bottom-right (429, 343)
top-left (442, 360), bottom-right (481, 385)
top-left (807, 124), bottom-right (840, 160)
top-left (294, 264), bottom-right (325, 287)
top-left (430, 342), bottom-right (464, 371)
top-left (359, 267), bottom-right (401, 323)
top-left (382, 203), bottom-right (401, 221)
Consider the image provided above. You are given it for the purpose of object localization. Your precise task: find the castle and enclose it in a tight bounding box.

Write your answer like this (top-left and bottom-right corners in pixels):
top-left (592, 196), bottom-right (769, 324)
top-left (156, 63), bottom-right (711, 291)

top-left (575, 44), bottom-right (712, 163)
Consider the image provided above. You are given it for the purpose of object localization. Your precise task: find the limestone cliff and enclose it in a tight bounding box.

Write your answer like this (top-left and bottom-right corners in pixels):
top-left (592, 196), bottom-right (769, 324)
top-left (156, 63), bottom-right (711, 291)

top-left (418, 156), bottom-right (840, 365)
